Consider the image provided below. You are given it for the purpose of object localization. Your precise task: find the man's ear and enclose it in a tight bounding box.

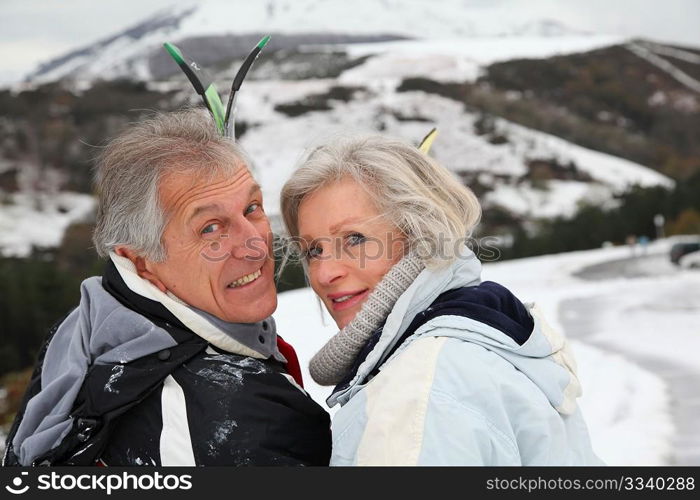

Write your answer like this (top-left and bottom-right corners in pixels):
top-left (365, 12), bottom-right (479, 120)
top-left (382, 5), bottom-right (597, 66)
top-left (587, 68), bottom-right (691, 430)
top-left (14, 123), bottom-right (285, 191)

top-left (114, 247), bottom-right (168, 293)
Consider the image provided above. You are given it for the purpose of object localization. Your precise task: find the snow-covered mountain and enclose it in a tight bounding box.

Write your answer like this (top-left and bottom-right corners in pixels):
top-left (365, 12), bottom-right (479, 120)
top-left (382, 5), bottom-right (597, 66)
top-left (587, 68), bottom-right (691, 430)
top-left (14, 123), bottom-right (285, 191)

top-left (2, 0), bottom-right (685, 257)
top-left (25, 0), bottom-right (608, 84)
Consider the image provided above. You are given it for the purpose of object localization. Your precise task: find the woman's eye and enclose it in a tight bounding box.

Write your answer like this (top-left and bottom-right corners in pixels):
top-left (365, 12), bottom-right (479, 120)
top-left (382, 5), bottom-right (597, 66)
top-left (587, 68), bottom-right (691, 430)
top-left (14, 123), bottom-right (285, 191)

top-left (305, 246), bottom-right (323, 260)
top-left (245, 203), bottom-right (260, 215)
top-left (201, 223), bottom-right (220, 235)
top-left (346, 232), bottom-right (366, 246)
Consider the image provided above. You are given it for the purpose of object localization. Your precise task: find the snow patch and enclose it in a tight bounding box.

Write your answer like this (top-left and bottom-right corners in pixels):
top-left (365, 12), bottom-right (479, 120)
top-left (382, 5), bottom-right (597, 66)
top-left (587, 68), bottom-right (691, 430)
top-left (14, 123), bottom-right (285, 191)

top-left (0, 191), bottom-right (95, 257)
top-left (575, 342), bottom-right (674, 465)
top-left (342, 35), bottom-right (624, 75)
top-left (485, 180), bottom-right (614, 219)
top-left (104, 364), bottom-right (125, 394)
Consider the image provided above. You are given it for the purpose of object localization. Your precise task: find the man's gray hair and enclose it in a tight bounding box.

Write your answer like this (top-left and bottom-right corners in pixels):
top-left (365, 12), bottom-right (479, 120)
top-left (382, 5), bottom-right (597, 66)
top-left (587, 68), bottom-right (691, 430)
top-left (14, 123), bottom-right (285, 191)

top-left (281, 134), bottom-right (482, 269)
top-left (93, 108), bottom-right (251, 262)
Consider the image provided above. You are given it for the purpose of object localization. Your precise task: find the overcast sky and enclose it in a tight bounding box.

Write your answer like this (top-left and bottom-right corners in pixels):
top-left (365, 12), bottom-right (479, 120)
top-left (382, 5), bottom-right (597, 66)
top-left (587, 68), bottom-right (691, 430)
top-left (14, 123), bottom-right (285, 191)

top-left (2, 0), bottom-right (699, 84)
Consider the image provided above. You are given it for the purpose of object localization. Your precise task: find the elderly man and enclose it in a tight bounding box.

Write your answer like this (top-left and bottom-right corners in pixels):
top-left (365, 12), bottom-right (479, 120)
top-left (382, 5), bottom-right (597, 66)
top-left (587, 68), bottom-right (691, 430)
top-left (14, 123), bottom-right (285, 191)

top-left (3, 109), bottom-right (331, 466)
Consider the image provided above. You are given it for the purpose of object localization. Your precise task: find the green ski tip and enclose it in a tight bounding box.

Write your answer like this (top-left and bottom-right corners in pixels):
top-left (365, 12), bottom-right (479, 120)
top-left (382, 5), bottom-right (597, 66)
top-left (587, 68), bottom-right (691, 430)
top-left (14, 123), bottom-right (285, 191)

top-left (257, 35), bottom-right (271, 49)
top-left (204, 85), bottom-right (226, 135)
top-left (163, 42), bottom-right (185, 65)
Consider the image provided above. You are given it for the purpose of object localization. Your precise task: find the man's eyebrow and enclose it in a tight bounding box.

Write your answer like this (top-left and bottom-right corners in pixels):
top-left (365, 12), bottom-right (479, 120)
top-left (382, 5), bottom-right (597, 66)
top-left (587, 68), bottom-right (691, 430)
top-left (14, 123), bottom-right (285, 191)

top-left (188, 183), bottom-right (262, 223)
top-left (188, 203), bottom-right (224, 222)
top-left (249, 183), bottom-right (262, 197)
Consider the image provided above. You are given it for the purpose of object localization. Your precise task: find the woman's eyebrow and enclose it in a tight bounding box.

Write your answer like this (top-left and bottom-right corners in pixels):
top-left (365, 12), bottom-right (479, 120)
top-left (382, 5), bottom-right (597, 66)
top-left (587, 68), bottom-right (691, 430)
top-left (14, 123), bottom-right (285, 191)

top-left (298, 216), bottom-right (373, 246)
top-left (329, 217), bottom-right (363, 234)
top-left (298, 235), bottom-right (314, 248)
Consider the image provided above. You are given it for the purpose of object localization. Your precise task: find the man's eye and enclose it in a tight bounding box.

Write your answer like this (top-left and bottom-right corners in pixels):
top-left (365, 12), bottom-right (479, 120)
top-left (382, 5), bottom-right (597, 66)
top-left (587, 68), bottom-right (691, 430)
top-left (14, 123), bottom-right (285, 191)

top-left (346, 233), bottom-right (366, 246)
top-left (201, 223), bottom-right (220, 235)
top-left (245, 203), bottom-right (260, 215)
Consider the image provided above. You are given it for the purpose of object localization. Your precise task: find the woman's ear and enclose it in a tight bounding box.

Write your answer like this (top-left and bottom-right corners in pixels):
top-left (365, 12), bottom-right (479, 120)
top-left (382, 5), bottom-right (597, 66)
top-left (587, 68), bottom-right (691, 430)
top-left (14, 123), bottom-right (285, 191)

top-left (114, 247), bottom-right (168, 293)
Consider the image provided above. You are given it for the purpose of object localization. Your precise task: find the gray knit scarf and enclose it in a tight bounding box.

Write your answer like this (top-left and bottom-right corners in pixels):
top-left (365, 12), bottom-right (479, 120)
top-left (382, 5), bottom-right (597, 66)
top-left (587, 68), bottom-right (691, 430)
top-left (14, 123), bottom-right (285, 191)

top-left (309, 253), bottom-right (425, 385)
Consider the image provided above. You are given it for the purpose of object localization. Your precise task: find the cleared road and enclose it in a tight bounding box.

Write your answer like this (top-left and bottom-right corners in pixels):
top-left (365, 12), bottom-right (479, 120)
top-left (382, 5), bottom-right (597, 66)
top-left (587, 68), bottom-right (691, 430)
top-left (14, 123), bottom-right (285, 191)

top-left (562, 252), bottom-right (700, 465)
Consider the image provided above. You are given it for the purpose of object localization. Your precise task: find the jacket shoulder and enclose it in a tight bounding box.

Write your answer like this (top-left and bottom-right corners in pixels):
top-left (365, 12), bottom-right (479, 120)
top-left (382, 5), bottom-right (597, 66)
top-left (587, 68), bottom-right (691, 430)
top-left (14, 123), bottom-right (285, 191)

top-left (3, 310), bottom-right (75, 466)
top-left (428, 335), bottom-right (553, 411)
top-left (332, 336), bottom-right (521, 465)
top-left (102, 349), bottom-right (331, 466)
top-left (426, 335), bottom-right (598, 465)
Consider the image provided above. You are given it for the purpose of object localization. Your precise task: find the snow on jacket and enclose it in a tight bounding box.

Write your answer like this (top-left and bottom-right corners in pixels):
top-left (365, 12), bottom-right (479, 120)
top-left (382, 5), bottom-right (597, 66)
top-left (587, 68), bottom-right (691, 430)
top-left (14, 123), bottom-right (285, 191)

top-left (3, 257), bottom-right (331, 466)
top-left (327, 250), bottom-right (602, 465)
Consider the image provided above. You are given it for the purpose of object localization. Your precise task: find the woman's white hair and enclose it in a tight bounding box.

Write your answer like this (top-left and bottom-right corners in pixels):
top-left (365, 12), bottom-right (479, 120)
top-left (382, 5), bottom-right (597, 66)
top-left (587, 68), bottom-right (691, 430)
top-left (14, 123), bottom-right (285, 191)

top-left (281, 133), bottom-right (481, 269)
top-left (92, 108), bottom-right (252, 262)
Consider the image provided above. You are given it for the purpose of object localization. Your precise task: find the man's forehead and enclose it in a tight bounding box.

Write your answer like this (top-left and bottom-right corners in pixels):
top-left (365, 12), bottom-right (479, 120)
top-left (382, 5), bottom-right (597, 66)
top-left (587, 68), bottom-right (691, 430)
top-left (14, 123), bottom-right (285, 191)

top-left (187, 183), bottom-right (262, 220)
top-left (160, 160), bottom-right (249, 188)
top-left (159, 166), bottom-right (261, 214)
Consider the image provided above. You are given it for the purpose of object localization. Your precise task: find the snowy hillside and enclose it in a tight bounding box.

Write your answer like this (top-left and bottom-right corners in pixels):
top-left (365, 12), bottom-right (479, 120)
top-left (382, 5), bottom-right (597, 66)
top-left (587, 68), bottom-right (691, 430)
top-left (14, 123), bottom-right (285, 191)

top-left (24, 0), bottom-right (618, 84)
top-left (234, 77), bottom-right (672, 222)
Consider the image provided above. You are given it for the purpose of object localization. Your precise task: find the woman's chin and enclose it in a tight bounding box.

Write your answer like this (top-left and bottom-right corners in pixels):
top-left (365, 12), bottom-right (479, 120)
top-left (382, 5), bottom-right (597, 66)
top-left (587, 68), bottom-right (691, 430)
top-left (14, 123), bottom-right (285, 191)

top-left (327, 299), bottom-right (366, 329)
top-left (335, 311), bottom-right (356, 330)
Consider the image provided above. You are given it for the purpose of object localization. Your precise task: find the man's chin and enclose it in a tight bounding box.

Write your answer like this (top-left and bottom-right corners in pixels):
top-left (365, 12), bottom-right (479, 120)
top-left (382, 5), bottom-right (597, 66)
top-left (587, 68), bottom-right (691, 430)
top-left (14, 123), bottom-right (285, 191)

top-left (217, 267), bottom-right (278, 322)
top-left (219, 292), bottom-right (277, 324)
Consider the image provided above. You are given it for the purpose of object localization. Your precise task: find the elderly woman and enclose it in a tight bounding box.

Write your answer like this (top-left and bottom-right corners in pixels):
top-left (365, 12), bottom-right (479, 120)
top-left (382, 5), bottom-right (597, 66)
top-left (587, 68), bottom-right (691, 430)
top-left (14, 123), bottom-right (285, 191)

top-left (281, 134), bottom-right (602, 466)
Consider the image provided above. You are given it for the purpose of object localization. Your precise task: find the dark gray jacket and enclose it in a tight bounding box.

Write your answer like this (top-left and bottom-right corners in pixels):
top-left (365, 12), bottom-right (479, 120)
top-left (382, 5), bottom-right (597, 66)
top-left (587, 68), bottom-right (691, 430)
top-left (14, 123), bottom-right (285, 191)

top-left (4, 261), bottom-right (331, 466)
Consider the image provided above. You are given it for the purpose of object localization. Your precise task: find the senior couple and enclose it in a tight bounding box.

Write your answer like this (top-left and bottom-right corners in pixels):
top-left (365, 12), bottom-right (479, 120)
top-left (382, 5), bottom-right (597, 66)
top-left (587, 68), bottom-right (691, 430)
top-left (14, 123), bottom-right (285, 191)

top-left (4, 109), bottom-right (601, 466)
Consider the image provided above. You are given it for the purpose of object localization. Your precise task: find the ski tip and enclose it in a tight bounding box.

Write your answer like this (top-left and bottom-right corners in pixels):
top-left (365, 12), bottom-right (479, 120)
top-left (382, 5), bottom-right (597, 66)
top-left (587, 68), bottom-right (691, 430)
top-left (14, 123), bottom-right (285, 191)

top-left (163, 42), bottom-right (185, 65)
top-left (258, 35), bottom-right (271, 49)
top-left (204, 84), bottom-right (226, 135)
top-left (418, 127), bottom-right (438, 154)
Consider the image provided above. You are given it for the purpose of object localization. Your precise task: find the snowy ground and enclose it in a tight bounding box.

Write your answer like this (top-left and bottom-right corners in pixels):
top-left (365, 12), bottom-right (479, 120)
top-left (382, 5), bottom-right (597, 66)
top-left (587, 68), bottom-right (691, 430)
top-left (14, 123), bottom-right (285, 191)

top-left (277, 238), bottom-right (699, 465)
top-left (558, 252), bottom-right (700, 465)
top-left (478, 239), bottom-right (693, 465)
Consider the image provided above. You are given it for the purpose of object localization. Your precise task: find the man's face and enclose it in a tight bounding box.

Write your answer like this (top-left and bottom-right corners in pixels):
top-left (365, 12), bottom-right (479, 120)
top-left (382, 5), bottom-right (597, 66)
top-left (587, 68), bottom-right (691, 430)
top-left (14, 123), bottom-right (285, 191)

top-left (141, 165), bottom-right (277, 323)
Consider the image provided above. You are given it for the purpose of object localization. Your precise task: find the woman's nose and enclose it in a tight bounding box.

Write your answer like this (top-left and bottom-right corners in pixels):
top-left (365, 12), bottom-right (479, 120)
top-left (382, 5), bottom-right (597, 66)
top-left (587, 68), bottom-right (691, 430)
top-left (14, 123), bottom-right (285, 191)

top-left (314, 255), bottom-right (348, 287)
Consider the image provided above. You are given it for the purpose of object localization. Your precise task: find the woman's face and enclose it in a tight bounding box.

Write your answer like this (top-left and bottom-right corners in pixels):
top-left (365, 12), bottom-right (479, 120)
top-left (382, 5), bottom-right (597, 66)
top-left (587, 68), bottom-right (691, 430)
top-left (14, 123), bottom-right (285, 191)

top-left (297, 178), bottom-right (406, 329)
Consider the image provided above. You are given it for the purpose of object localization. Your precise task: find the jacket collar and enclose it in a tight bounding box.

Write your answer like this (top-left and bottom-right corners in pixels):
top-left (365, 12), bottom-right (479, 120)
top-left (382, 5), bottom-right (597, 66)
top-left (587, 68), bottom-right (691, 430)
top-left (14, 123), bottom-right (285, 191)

top-left (109, 253), bottom-right (285, 361)
top-left (328, 247), bottom-right (482, 406)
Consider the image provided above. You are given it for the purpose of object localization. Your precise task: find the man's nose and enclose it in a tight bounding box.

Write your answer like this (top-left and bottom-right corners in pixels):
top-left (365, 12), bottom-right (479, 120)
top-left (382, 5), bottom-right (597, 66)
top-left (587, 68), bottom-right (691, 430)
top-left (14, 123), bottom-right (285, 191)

top-left (229, 220), bottom-right (268, 262)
